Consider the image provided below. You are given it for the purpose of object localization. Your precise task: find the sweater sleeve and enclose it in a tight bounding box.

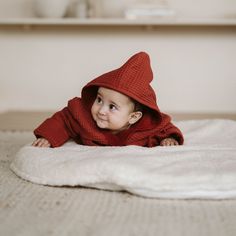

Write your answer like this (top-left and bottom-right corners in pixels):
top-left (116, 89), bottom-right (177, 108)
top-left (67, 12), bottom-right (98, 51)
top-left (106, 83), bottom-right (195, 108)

top-left (158, 113), bottom-right (184, 145)
top-left (34, 107), bottom-right (76, 147)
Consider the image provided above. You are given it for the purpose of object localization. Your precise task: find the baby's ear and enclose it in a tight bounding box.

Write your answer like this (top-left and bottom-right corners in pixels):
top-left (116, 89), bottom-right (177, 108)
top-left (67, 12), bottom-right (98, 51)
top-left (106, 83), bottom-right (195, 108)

top-left (129, 111), bottom-right (142, 125)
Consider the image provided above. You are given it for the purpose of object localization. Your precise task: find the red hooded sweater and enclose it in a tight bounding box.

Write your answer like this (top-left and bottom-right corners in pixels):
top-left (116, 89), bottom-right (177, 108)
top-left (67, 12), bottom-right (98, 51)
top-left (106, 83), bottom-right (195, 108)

top-left (34, 52), bottom-right (184, 147)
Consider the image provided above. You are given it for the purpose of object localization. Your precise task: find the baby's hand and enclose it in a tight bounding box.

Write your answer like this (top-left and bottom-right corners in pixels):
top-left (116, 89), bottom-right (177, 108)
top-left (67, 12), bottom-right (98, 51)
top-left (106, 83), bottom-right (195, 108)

top-left (32, 138), bottom-right (51, 147)
top-left (160, 138), bottom-right (179, 146)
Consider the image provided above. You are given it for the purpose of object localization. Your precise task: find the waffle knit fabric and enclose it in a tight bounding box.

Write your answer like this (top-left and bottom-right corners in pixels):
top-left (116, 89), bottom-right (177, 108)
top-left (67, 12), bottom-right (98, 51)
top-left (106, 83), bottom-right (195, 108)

top-left (34, 52), bottom-right (184, 147)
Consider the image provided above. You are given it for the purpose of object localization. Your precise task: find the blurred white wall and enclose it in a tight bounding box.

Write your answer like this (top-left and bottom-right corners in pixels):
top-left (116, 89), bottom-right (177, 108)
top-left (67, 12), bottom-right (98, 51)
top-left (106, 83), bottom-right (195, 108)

top-left (0, 0), bottom-right (236, 18)
top-left (0, 0), bottom-right (236, 113)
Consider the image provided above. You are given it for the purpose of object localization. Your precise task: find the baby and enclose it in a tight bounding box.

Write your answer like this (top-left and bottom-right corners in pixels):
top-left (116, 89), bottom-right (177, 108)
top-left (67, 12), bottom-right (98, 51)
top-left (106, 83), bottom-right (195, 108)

top-left (32, 52), bottom-right (184, 148)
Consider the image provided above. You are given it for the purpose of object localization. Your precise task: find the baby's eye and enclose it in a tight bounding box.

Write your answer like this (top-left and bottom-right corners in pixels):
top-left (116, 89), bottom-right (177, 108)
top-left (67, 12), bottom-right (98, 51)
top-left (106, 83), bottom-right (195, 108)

top-left (96, 96), bottom-right (102, 104)
top-left (109, 104), bottom-right (117, 111)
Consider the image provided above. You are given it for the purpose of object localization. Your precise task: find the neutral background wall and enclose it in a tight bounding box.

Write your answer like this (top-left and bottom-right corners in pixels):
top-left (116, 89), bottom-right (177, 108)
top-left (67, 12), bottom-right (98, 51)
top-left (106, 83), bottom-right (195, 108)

top-left (0, 0), bottom-right (236, 114)
top-left (0, 0), bottom-right (236, 18)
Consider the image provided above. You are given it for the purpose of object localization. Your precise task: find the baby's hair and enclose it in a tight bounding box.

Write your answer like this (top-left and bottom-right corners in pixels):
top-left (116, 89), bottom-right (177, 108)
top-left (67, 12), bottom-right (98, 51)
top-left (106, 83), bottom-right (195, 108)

top-left (132, 100), bottom-right (144, 112)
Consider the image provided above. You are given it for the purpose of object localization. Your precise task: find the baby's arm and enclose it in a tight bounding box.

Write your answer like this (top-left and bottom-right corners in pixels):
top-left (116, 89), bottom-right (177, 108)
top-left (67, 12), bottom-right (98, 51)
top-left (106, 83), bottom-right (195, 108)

top-left (160, 137), bottom-right (179, 146)
top-left (157, 113), bottom-right (184, 146)
top-left (32, 138), bottom-right (51, 147)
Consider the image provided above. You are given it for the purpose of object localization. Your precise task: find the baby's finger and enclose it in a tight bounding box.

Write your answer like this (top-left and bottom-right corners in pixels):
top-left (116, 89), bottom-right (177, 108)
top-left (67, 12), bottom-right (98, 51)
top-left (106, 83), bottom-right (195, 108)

top-left (169, 141), bottom-right (177, 146)
top-left (43, 140), bottom-right (50, 147)
top-left (32, 139), bottom-right (41, 146)
top-left (38, 139), bottom-right (49, 147)
top-left (32, 141), bottom-right (36, 146)
top-left (173, 140), bottom-right (179, 145)
top-left (161, 140), bottom-right (169, 146)
top-left (43, 141), bottom-right (51, 147)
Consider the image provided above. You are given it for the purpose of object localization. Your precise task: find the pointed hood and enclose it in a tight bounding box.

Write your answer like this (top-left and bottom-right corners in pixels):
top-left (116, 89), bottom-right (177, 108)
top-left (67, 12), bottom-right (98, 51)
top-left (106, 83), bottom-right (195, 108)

top-left (82, 52), bottom-right (161, 118)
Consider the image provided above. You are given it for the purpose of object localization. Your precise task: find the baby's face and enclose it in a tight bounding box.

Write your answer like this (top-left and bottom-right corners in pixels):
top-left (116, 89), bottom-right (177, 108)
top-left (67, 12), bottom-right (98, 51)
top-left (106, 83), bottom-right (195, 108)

top-left (91, 87), bottom-right (135, 134)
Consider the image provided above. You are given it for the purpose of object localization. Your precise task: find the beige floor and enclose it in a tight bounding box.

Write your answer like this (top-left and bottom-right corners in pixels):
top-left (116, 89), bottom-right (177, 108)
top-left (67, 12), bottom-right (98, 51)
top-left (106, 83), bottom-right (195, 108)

top-left (0, 111), bottom-right (236, 131)
top-left (0, 111), bottom-right (53, 131)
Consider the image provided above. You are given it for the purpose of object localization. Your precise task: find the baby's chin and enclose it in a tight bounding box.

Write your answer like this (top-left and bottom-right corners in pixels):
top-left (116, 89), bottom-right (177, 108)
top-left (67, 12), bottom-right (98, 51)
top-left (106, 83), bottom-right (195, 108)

top-left (95, 120), bottom-right (118, 133)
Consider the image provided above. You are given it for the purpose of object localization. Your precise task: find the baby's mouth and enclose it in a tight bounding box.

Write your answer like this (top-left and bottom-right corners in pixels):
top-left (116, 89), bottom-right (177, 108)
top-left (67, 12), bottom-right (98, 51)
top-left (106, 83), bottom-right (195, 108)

top-left (97, 115), bottom-right (108, 122)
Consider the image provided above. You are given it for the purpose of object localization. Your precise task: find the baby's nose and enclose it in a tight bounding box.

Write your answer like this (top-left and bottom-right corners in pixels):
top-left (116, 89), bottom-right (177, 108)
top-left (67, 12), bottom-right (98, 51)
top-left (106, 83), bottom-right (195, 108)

top-left (98, 105), bottom-right (108, 115)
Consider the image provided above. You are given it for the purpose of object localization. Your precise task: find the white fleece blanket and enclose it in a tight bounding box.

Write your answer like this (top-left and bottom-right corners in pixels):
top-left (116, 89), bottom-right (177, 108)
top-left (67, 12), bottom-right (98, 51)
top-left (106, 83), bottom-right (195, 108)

top-left (10, 119), bottom-right (236, 199)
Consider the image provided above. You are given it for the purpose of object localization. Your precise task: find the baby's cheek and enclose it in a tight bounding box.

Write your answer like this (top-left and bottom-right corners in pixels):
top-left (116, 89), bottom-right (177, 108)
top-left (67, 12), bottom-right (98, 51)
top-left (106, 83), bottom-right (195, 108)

top-left (91, 104), bottom-right (96, 115)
